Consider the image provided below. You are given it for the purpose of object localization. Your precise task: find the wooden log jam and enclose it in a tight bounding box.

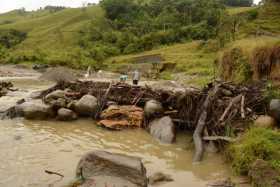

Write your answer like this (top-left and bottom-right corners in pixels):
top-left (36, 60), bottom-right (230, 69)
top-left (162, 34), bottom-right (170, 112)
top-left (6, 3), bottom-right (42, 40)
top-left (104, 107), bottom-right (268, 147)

top-left (35, 80), bottom-right (266, 162)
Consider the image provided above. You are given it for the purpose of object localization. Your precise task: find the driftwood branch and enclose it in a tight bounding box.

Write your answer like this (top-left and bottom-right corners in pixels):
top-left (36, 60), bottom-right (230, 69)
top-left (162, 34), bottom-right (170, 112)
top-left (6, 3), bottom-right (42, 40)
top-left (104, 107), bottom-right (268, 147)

top-left (203, 136), bottom-right (236, 142)
top-left (45, 170), bottom-right (64, 178)
top-left (241, 95), bottom-right (245, 119)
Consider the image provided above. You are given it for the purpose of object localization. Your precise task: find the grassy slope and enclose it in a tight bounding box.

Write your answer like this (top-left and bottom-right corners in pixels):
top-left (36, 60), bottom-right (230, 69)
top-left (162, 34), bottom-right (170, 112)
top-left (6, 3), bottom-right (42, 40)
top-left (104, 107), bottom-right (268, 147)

top-left (0, 3), bottom-right (279, 86)
top-left (0, 6), bottom-right (104, 53)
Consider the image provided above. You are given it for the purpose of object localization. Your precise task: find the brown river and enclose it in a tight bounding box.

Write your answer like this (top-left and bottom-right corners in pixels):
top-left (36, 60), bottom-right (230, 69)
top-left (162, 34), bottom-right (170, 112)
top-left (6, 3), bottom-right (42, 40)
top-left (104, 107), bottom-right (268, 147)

top-left (0, 77), bottom-right (241, 187)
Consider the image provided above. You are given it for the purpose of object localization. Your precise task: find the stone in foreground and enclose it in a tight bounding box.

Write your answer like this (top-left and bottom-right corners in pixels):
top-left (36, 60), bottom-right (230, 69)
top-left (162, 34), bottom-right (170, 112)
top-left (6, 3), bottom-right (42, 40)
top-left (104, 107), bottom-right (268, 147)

top-left (98, 105), bottom-right (144, 130)
top-left (15, 100), bottom-right (54, 120)
top-left (148, 172), bottom-right (173, 185)
top-left (149, 116), bottom-right (176, 144)
top-left (76, 150), bottom-right (148, 187)
top-left (75, 95), bottom-right (98, 117)
top-left (57, 108), bottom-right (77, 121)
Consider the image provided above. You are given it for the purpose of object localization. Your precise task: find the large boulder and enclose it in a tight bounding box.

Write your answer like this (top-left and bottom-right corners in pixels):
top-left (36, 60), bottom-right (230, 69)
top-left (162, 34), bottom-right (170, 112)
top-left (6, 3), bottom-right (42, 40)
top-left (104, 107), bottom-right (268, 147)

top-left (76, 151), bottom-right (148, 187)
top-left (269, 99), bottom-right (280, 122)
top-left (75, 95), bottom-right (98, 117)
top-left (57, 108), bottom-right (77, 121)
top-left (98, 105), bottom-right (144, 130)
top-left (15, 100), bottom-right (54, 120)
top-left (44, 90), bottom-right (68, 109)
top-left (254, 115), bottom-right (277, 128)
top-left (148, 172), bottom-right (173, 185)
top-left (249, 159), bottom-right (280, 187)
top-left (144, 100), bottom-right (163, 118)
top-left (149, 116), bottom-right (176, 144)
top-left (45, 90), bottom-right (66, 102)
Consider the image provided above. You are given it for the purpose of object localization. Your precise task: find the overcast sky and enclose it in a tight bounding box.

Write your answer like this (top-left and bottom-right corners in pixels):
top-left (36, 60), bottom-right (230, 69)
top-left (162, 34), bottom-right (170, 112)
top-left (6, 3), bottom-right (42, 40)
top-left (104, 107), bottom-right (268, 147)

top-left (0, 0), bottom-right (262, 14)
top-left (0, 0), bottom-right (99, 13)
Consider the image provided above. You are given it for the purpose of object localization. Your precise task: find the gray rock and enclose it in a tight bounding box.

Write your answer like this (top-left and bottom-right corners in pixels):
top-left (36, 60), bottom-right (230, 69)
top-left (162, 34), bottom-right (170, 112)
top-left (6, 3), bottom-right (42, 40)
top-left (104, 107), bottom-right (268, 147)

top-left (148, 172), bottom-right (173, 185)
top-left (15, 100), bottom-right (54, 120)
top-left (76, 150), bottom-right (148, 187)
top-left (269, 99), bottom-right (280, 122)
top-left (45, 90), bottom-right (66, 103)
top-left (149, 116), bottom-right (176, 144)
top-left (57, 108), bottom-right (77, 121)
top-left (44, 90), bottom-right (68, 110)
top-left (254, 115), bottom-right (276, 128)
top-left (75, 95), bottom-right (98, 116)
top-left (144, 100), bottom-right (163, 118)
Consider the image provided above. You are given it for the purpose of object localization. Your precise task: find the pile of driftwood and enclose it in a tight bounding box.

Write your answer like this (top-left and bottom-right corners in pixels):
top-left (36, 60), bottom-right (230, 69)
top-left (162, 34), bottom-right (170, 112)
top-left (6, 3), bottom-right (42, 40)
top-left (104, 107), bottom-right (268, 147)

top-left (0, 81), bottom-right (14, 97)
top-left (40, 80), bottom-right (266, 162)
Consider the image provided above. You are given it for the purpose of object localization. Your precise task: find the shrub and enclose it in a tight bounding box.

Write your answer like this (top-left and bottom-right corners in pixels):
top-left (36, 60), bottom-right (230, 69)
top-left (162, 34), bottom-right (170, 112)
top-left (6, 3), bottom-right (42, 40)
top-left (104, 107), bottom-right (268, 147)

top-left (227, 128), bottom-right (280, 175)
top-left (0, 29), bottom-right (27, 48)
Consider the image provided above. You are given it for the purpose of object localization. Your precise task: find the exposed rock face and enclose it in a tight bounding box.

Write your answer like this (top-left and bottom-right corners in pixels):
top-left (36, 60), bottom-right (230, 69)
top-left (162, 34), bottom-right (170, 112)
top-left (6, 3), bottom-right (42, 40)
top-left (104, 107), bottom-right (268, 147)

top-left (75, 95), bottom-right (98, 117)
top-left (76, 151), bottom-right (148, 187)
top-left (249, 159), bottom-right (280, 187)
top-left (269, 99), bottom-right (280, 123)
top-left (144, 100), bottom-right (163, 118)
top-left (149, 116), bottom-right (176, 144)
top-left (254, 115), bottom-right (277, 128)
top-left (148, 172), bottom-right (173, 185)
top-left (98, 105), bottom-right (144, 130)
top-left (57, 108), bottom-right (77, 121)
top-left (15, 100), bottom-right (54, 120)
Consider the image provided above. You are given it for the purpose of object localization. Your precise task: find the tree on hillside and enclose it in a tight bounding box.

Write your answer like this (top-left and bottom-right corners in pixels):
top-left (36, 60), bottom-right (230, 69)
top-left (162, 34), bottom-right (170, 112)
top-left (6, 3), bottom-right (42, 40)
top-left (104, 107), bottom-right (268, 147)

top-left (100, 0), bottom-right (140, 21)
top-left (223, 0), bottom-right (253, 7)
top-left (0, 29), bottom-right (27, 48)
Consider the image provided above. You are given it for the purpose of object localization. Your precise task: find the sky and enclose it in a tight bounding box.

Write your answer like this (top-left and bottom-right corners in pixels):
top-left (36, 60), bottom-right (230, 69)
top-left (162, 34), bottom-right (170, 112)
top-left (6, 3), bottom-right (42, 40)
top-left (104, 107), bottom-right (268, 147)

top-left (0, 0), bottom-right (262, 14)
top-left (0, 0), bottom-right (100, 13)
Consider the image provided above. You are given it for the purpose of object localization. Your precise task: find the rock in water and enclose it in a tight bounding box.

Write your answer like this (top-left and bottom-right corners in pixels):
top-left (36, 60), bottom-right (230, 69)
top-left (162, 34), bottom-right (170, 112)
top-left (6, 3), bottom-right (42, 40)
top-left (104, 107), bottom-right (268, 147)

top-left (149, 116), bottom-right (176, 144)
top-left (57, 108), bottom-right (77, 121)
top-left (254, 115), bottom-right (276, 128)
top-left (15, 100), bottom-right (54, 120)
top-left (249, 159), bottom-right (280, 187)
top-left (45, 90), bottom-right (66, 103)
top-left (144, 100), bottom-right (163, 118)
top-left (75, 95), bottom-right (98, 117)
top-left (76, 151), bottom-right (148, 187)
top-left (269, 99), bottom-right (280, 123)
top-left (98, 105), bottom-right (144, 130)
top-left (148, 172), bottom-right (173, 185)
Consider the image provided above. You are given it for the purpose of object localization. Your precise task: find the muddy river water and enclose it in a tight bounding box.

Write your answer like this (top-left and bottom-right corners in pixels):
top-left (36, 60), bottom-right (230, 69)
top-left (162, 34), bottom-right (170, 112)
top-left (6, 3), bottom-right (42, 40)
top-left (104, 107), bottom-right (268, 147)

top-left (0, 78), bottom-right (237, 187)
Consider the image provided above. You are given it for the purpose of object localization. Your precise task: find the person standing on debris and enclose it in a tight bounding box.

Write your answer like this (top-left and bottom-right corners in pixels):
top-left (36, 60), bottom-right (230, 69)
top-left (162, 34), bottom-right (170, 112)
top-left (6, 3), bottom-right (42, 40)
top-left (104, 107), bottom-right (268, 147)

top-left (132, 69), bottom-right (140, 85)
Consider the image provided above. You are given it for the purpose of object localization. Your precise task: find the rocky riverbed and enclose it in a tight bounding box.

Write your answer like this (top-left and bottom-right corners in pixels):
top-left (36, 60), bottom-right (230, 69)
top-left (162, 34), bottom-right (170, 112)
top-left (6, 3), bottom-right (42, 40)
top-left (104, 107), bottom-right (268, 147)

top-left (0, 65), bottom-right (252, 187)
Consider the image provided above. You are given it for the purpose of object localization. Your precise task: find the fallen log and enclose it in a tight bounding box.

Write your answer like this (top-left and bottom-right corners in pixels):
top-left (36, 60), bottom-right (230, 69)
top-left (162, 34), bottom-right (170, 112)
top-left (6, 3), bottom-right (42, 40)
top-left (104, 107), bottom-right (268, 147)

top-left (193, 84), bottom-right (221, 163)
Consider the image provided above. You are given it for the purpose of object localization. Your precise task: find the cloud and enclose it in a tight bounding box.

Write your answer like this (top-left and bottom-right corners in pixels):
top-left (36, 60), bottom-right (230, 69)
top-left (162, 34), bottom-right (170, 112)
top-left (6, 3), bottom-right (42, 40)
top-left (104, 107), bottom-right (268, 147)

top-left (0, 0), bottom-right (99, 13)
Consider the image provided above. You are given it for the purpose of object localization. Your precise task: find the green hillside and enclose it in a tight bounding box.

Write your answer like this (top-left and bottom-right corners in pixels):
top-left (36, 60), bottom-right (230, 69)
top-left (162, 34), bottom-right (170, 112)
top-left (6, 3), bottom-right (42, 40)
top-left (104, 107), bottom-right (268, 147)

top-left (0, 0), bottom-right (280, 86)
top-left (0, 6), bottom-right (104, 48)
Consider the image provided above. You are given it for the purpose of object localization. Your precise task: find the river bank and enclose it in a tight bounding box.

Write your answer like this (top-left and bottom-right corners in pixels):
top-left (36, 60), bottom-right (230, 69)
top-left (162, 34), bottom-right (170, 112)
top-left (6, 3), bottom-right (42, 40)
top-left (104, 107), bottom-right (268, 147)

top-left (0, 65), bottom-right (254, 187)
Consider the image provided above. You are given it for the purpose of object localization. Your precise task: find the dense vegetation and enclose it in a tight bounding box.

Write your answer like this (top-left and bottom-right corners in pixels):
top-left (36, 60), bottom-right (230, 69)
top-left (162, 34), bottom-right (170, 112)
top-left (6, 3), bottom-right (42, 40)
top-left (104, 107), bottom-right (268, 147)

top-left (78, 0), bottom-right (226, 62)
top-left (227, 127), bottom-right (280, 175)
top-left (0, 0), bottom-right (279, 82)
top-left (223, 0), bottom-right (254, 7)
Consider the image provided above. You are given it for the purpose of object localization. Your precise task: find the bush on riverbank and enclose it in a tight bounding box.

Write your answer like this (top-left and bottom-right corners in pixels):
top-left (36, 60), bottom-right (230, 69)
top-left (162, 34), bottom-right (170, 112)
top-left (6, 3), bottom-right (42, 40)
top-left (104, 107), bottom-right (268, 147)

top-left (227, 127), bottom-right (280, 175)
